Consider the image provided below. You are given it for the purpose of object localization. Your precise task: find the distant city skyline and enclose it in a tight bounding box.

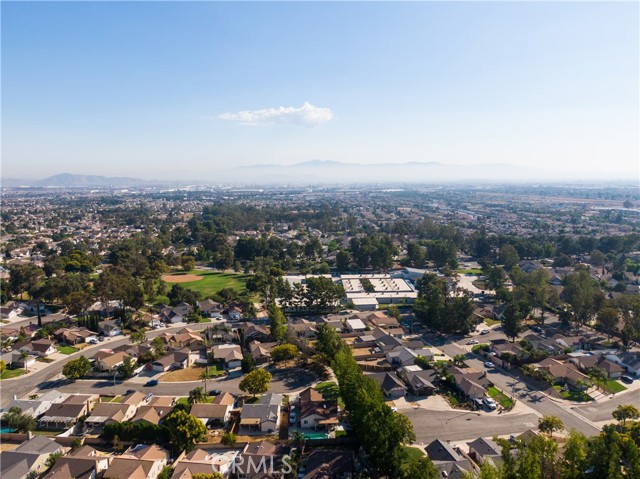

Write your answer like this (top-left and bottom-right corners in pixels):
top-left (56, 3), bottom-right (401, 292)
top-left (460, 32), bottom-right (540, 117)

top-left (2, 1), bottom-right (638, 181)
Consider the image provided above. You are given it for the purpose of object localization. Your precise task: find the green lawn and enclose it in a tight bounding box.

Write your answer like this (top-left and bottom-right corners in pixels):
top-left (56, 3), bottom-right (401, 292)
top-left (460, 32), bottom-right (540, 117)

top-left (553, 385), bottom-right (593, 402)
top-left (484, 318), bottom-right (501, 326)
top-left (176, 396), bottom-right (215, 407)
top-left (603, 379), bottom-right (627, 394)
top-left (164, 270), bottom-right (250, 297)
top-left (57, 346), bottom-right (79, 355)
top-left (401, 446), bottom-right (426, 470)
top-left (0, 368), bottom-right (26, 380)
top-left (315, 381), bottom-right (345, 409)
top-left (455, 268), bottom-right (483, 275)
top-left (487, 386), bottom-right (514, 409)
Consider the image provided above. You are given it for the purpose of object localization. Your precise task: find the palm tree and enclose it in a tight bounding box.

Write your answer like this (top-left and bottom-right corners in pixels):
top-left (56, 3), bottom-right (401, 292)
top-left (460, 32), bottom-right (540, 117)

top-left (20, 351), bottom-right (30, 371)
top-left (588, 367), bottom-right (607, 392)
top-left (187, 386), bottom-right (207, 405)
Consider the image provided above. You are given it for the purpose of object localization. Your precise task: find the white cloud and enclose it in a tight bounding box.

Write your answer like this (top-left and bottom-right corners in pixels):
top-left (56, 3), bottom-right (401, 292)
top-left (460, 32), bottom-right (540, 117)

top-left (218, 102), bottom-right (333, 127)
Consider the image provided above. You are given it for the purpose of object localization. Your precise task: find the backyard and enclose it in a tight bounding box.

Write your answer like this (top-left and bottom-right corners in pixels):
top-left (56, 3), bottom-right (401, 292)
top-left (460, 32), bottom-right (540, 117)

top-left (315, 381), bottom-right (345, 409)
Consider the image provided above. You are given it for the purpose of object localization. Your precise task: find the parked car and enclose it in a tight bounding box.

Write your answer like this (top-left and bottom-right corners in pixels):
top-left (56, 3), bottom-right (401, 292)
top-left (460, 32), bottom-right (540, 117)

top-left (484, 361), bottom-right (494, 369)
top-left (208, 389), bottom-right (222, 396)
top-left (467, 339), bottom-right (479, 345)
top-left (144, 379), bottom-right (158, 387)
top-left (483, 397), bottom-right (497, 410)
top-left (621, 374), bottom-right (634, 384)
top-left (480, 329), bottom-right (490, 335)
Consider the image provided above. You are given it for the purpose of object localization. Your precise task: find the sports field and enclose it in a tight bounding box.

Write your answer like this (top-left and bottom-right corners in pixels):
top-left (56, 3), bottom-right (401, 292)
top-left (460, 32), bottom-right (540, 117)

top-left (162, 270), bottom-right (250, 296)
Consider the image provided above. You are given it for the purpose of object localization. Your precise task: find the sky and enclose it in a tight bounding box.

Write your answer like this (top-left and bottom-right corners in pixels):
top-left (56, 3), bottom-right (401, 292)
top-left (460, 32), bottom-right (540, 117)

top-left (2, 1), bottom-right (639, 181)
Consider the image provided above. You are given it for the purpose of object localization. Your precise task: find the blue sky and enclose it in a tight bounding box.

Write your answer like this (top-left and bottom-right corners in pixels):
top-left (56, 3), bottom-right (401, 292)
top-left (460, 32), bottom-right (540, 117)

top-left (2, 1), bottom-right (638, 180)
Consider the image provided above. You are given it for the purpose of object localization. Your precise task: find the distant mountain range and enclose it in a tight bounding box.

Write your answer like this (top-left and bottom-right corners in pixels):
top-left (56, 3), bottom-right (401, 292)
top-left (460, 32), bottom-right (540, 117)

top-left (2, 161), bottom-right (633, 187)
top-left (222, 159), bottom-right (549, 184)
top-left (2, 173), bottom-right (149, 188)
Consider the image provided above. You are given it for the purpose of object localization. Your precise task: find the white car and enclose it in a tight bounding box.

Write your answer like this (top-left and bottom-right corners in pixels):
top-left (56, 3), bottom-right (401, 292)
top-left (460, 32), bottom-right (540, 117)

top-left (484, 361), bottom-right (494, 368)
top-left (480, 329), bottom-right (490, 335)
top-left (467, 339), bottom-right (479, 345)
top-left (483, 397), bottom-right (497, 410)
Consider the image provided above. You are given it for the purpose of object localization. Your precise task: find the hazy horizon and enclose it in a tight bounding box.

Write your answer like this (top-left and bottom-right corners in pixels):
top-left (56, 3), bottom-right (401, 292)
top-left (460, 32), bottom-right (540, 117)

top-left (2, 2), bottom-right (638, 181)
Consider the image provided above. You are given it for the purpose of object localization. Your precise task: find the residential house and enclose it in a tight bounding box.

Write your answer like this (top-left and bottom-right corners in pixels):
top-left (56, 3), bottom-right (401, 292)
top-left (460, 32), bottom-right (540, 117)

top-left (190, 403), bottom-right (232, 429)
top-left (248, 340), bottom-right (277, 364)
top-left (160, 328), bottom-right (204, 350)
top-left (95, 351), bottom-right (132, 372)
top-left (569, 354), bottom-right (625, 379)
top-left (17, 339), bottom-right (57, 357)
top-left (289, 318), bottom-right (318, 338)
top-left (197, 299), bottom-right (223, 319)
top-left (151, 351), bottom-right (189, 372)
top-left (170, 449), bottom-right (239, 479)
top-left (0, 301), bottom-right (24, 319)
top-left (84, 403), bottom-right (136, 433)
top-left (240, 323), bottom-right (271, 343)
top-left (38, 402), bottom-right (89, 430)
top-left (0, 435), bottom-right (65, 479)
top-left (102, 444), bottom-right (170, 479)
top-left (467, 437), bottom-right (502, 466)
top-left (450, 366), bottom-right (491, 400)
top-left (99, 320), bottom-right (122, 337)
top-left (234, 441), bottom-right (291, 479)
top-left (297, 387), bottom-right (339, 430)
top-left (211, 343), bottom-right (243, 370)
top-left (11, 352), bottom-right (37, 369)
top-left (534, 358), bottom-right (590, 389)
top-left (212, 392), bottom-right (236, 407)
top-left (239, 393), bottom-right (282, 434)
top-left (56, 327), bottom-right (96, 345)
top-left (345, 318), bottom-right (366, 333)
top-left (88, 300), bottom-right (121, 318)
top-left (552, 334), bottom-right (590, 352)
top-left (0, 389), bottom-right (67, 420)
top-left (371, 371), bottom-right (408, 399)
top-left (130, 406), bottom-right (173, 426)
top-left (425, 439), bottom-right (464, 463)
top-left (43, 446), bottom-right (110, 479)
top-left (227, 302), bottom-right (244, 321)
top-left (301, 448), bottom-right (355, 479)
top-left (607, 351), bottom-right (640, 376)
top-left (397, 365), bottom-right (437, 396)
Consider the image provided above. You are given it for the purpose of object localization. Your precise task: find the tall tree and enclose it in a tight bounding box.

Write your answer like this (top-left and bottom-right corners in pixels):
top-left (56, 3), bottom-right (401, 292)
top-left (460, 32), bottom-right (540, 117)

top-left (239, 368), bottom-right (271, 398)
top-left (268, 303), bottom-right (287, 342)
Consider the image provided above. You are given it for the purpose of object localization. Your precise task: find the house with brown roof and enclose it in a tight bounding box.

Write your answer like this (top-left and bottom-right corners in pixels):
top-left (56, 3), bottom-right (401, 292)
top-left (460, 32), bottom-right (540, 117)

top-left (297, 387), bottom-right (339, 430)
top-left (534, 358), bottom-right (590, 389)
top-left (235, 441), bottom-right (292, 479)
top-left (190, 403), bottom-right (232, 428)
top-left (102, 444), bottom-right (170, 479)
top-left (56, 327), bottom-right (97, 345)
top-left (130, 406), bottom-right (173, 426)
top-left (211, 343), bottom-right (243, 370)
top-left (151, 351), bottom-right (190, 372)
top-left (569, 354), bottom-right (625, 379)
top-left (95, 351), bottom-right (132, 372)
top-left (43, 446), bottom-right (110, 479)
top-left (39, 402), bottom-right (89, 430)
top-left (170, 449), bottom-right (239, 479)
top-left (212, 391), bottom-right (236, 407)
top-left (301, 448), bottom-right (355, 479)
top-left (0, 436), bottom-right (65, 479)
top-left (248, 340), bottom-right (277, 364)
top-left (16, 339), bottom-right (57, 357)
top-left (84, 403), bottom-right (136, 433)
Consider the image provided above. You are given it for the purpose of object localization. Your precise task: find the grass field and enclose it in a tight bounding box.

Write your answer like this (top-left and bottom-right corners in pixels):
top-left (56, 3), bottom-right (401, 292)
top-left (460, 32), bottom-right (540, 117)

top-left (57, 346), bottom-right (79, 355)
top-left (162, 270), bottom-right (250, 297)
top-left (484, 318), bottom-right (501, 326)
top-left (553, 385), bottom-right (593, 402)
top-left (455, 268), bottom-right (483, 275)
top-left (603, 379), bottom-right (627, 394)
top-left (176, 396), bottom-right (215, 407)
top-left (487, 386), bottom-right (514, 408)
top-left (0, 369), bottom-right (26, 380)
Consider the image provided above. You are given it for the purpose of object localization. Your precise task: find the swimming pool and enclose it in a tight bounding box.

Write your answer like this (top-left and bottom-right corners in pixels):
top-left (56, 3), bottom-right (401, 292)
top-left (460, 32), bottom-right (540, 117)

top-left (302, 432), bottom-right (328, 440)
top-left (0, 427), bottom-right (16, 433)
